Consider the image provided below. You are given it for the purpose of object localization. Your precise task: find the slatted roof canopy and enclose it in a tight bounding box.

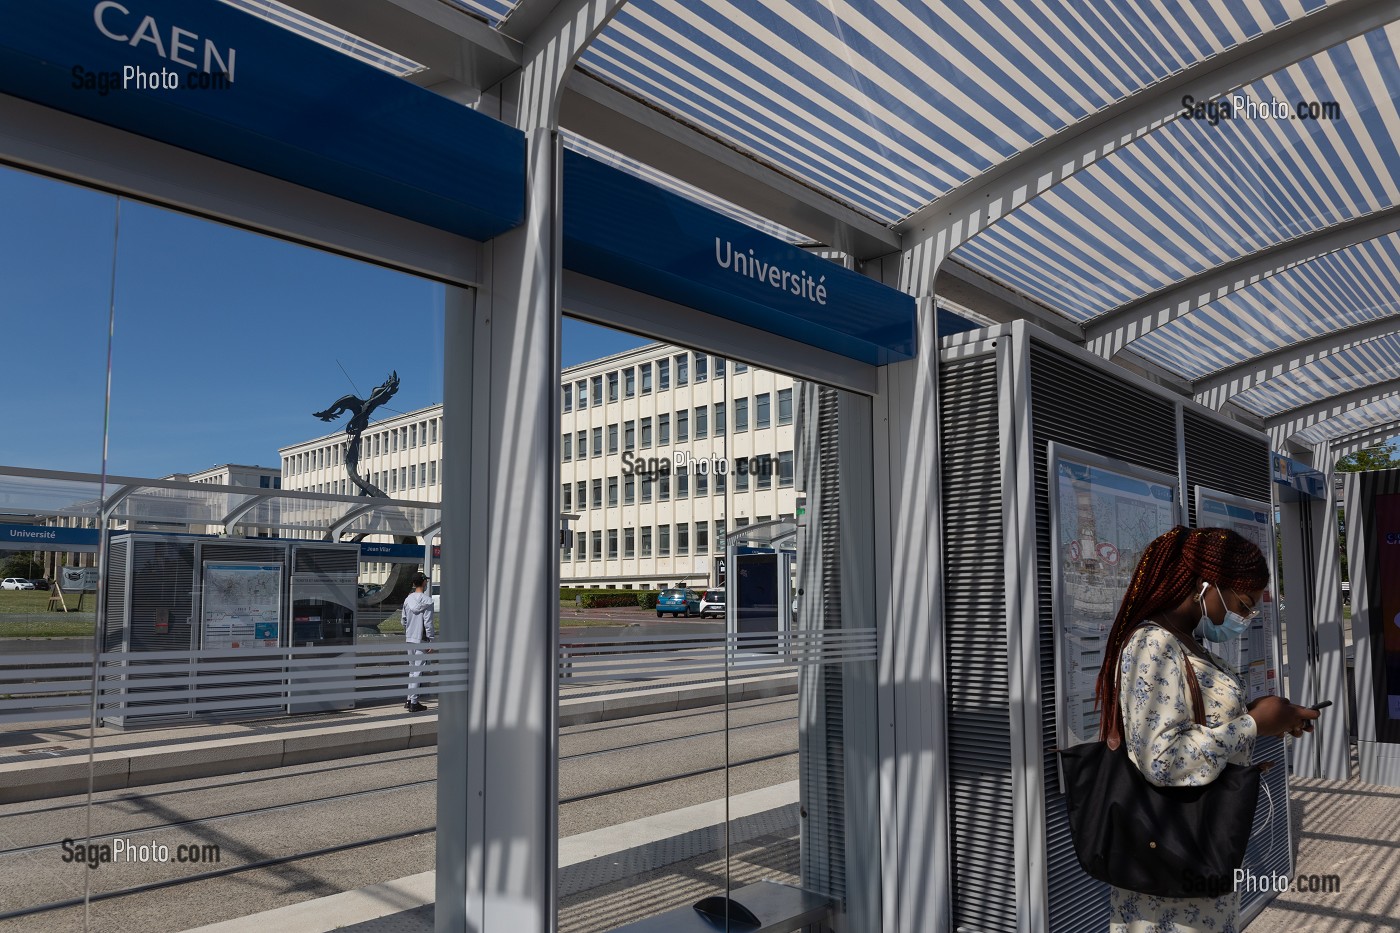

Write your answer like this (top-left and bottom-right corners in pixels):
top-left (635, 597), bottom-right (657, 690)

top-left (226, 0), bottom-right (1400, 457)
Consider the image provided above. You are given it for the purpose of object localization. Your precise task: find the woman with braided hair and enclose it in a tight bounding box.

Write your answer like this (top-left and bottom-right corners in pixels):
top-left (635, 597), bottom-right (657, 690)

top-left (1096, 525), bottom-right (1319, 932)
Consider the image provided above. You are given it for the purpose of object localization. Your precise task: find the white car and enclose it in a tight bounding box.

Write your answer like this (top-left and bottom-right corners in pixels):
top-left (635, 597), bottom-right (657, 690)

top-left (698, 588), bottom-right (725, 618)
top-left (1, 578), bottom-right (36, 591)
top-left (431, 583), bottom-right (441, 613)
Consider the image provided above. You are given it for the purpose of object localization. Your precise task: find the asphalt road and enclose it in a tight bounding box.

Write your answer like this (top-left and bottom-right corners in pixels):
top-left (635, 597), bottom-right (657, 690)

top-left (0, 696), bottom-right (798, 933)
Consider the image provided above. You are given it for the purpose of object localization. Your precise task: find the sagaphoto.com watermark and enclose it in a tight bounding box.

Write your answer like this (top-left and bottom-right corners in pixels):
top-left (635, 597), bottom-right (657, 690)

top-left (1183, 869), bottom-right (1343, 895)
top-left (1181, 93), bottom-right (1341, 125)
top-left (61, 837), bottom-right (221, 869)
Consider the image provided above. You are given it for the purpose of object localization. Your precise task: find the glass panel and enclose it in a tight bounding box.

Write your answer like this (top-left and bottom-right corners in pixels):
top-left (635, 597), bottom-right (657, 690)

top-left (0, 170), bottom-right (458, 929)
top-left (557, 322), bottom-right (876, 931)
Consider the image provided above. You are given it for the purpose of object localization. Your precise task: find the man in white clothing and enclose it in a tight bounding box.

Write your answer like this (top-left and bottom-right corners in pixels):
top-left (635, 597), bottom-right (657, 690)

top-left (402, 572), bottom-right (435, 712)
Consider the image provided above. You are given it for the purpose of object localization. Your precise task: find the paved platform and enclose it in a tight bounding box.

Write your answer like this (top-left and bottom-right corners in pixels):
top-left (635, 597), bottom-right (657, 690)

top-left (0, 670), bottom-right (796, 803)
top-left (180, 761), bottom-right (1400, 932)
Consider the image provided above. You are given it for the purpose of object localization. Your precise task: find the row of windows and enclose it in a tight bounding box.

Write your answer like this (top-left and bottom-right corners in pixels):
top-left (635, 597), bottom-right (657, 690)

top-left (294, 461), bottom-right (440, 496)
top-left (561, 354), bottom-right (753, 411)
top-left (284, 418), bottom-right (441, 475)
top-left (562, 513), bottom-right (787, 562)
top-left (561, 390), bottom-right (792, 459)
top-left (562, 452), bottom-right (794, 511)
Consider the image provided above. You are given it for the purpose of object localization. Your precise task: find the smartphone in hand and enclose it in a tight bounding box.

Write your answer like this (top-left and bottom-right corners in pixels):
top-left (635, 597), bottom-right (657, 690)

top-left (1309, 700), bottom-right (1333, 711)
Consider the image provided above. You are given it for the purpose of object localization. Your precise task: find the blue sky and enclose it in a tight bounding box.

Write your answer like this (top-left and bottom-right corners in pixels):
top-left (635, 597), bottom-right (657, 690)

top-left (0, 167), bottom-right (644, 478)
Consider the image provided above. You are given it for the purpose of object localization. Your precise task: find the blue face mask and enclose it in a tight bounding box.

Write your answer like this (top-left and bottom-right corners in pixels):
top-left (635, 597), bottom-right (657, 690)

top-left (1198, 581), bottom-right (1250, 643)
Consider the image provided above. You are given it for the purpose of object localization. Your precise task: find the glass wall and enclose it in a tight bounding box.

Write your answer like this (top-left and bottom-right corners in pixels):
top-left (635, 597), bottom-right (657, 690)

top-left (555, 322), bottom-right (879, 931)
top-left (0, 164), bottom-right (458, 931)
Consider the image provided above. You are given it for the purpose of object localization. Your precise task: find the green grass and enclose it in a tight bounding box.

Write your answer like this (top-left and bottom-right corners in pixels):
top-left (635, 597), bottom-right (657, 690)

top-left (0, 618), bottom-right (95, 637)
top-left (0, 589), bottom-right (93, 614)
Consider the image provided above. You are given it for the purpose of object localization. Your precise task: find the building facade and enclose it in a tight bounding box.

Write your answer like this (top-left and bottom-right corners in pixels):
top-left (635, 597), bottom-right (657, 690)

top-left (277, 346), bottom-right (796, 590)
top-left (560, 344), bottom-right (797, 590)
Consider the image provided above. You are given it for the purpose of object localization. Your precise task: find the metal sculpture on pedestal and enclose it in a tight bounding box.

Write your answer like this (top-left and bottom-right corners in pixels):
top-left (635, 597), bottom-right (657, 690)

top-left (312, 372), bottom-right (419, 610)
top-left (313, 371), bottom-right (400, 497)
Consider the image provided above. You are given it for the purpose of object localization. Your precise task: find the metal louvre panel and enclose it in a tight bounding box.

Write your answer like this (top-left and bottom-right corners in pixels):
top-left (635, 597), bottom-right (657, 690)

top-left (1028, 343), bottom-right (1179, 933)
top-left (293, 544), bottom-right (359, 576)
top-left (939, 352), bottom-right (1016, 932)
top-left (104, 538), bottom-right (128, 653)
top-left (1182, 412), bottom-right (1271, 528)
top-left (129, 541), bottom-right (196, 652)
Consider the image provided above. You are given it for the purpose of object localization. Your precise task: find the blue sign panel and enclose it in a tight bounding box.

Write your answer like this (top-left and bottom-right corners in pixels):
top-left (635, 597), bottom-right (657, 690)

top-left (360, 541), bottom-right (438, 561)
top-left (0, 0), bottom-right (524, 240)
top-left (0, 523), bottom-right (100, 550)
top-left (563, 151), bottom-right (920, 365)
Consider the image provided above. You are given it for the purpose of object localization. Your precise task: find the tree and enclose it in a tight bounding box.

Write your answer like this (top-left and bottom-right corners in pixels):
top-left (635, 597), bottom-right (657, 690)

top-left (0, 553), bottom-right (44, 580)
top-left (1336, 441), bottom-right (1400, 473)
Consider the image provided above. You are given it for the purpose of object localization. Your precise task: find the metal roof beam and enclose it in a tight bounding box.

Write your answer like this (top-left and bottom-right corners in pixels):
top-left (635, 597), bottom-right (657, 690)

top-left (1267, 378), bottom-right (1400, 447)
top-left (1083, 204), bottom-right (1400, 358)
top-left (1327, 420), bottom-right (1400, 446)
top-left (558, 75), bottom-right (900, 257)
top-left (1329, 426), bottom-right (1400, 459)
top-left (1193, 314), bottom-right (1400, 410)
top-left (897, 0), bottom-right (1394, 285)
top-left (276, 0), bottom-right (522, 93)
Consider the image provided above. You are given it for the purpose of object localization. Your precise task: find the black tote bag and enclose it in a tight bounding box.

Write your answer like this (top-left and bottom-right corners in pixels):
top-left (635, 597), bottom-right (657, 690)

top-left (1057, 644), bottom-right (1261, 899)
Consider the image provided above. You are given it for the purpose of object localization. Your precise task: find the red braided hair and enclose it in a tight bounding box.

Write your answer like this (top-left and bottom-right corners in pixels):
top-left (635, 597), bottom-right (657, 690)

top-left (1094, 525), bottom-right (1269, 741)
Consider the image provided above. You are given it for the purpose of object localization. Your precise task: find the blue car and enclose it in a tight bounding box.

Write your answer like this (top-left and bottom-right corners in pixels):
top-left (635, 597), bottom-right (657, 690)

top-left (656, 587), bottom-right (700, 618)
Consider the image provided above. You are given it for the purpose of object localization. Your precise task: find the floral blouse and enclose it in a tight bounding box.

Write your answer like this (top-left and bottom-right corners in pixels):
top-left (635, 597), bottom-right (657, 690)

top-left (1118, 623), bottom-right (1257, 787)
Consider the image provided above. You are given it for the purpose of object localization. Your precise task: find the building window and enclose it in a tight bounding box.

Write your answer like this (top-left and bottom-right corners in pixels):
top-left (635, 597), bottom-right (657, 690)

top-left (736, 517), bottom-right (749, 528)
top-left (260, 475), bottom-right (272, 489)
top-left (592, 478), bottom-right (603, 509)
top-left (431, 461), bottom-right (438, 485)
top-left (715, 471), bottom-right (726, 494)
top-left (410, 465), bottom-right (417, 488)
top-left (392, 431), bottom-right (399, 453)
top-left (714, 520), bottom-right (725, 549)
top-left (658, 413), bottom-right (670, 446)
top-left (576, 429), bottom-right (587, 458)
top-left (677, 409), bottom-right (689, 442)
top-left (676, 353), bottom-right (689, 385)
top-left (735, 398), bottom-right (749, 432)
top-left (624, 474), bottom-right (636, 504)
top-left (778, 388), bottom-right (793, 426)
top-left (696, 522), bottom-right (708, 554)
top-left (779, 450), bottom-right (794, 487)
top-left (658, 359), bottom-right (670, 390)
top-left (694, 406), bottom-right (707, 439)
top-left (562, 484), bottom-right (572, 511)
top-left (736, 457), bottom-right (750, 491)
top-left (677, 523), bottom-right (689, 556)
top-left (641, 417), bottom-right (653, 448)
top-left (608, 423), bottom-right (619, 455)
top-left (642, 475), bottom-right (653, 503)
top-left (734, 361), bottom-right (748, 372)
top-left (432, 420), bottom-right (439, 444)
top-left (606, 529), bottom-right (617, 561)
top-left (410, 425), bottom-right (418, 447)
top-left (695, 355), bottom-right (707, 382)
top-left (714, 403), bottom-right (726, 435)
top-left (715, 358), bottom-right (726, 379)
top-left (625, 420), bottom-right (635, 451)
top-left (591, 530), bottom-right (602, 560)
top-left (677, 467), bottom-right (689, 499)
top-left (659, 524), bottom-right (670, 556)
top-left (756, 454), bottom-right (773, 489)
top-left (641, 363), bottom-right (652, 394)
top-left (756, 392), bottom-right (771, 429)
top-left (577, 379), bottom-right (588, 408)
top-left (659, 473), bottom-right (671, 501)
top-left (625, 367), bottom-right (636, 398)
top-left (591, 375), bottom-right (603, 406)
top-left (608, 371), bottom-right (619, 402)
top-left (592, 427), bottom-right (603, 458)
top-left (608, 476), bottom-right (619, 507)
top-left (400, 466), bottom-right (408, 490)
top-left (576, 534), bottom-right (585, 561)
top-left (563, 384), bottom-right (573, 412)
top-left (562, 433), bottom-right (572, 461)
top-left (641, 526), bottom-right (652, 557)
top-left (576, 481), bottom-right (586, 511)
top-left (696, 471), bottom-right (708, 497)
top-left (624, 528), bottom-right (635, 558)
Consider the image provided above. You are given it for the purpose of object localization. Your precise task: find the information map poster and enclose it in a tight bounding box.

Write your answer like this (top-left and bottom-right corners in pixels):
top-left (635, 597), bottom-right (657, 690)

top-left (1376, 494), bottom-right (1400, 721)
top-left (1052, 446), bottom-right (1179, 749)
top-left (1196, 490), bottom-right (1281, 703)
top-left (201, 563), bottom-right (282, 650)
